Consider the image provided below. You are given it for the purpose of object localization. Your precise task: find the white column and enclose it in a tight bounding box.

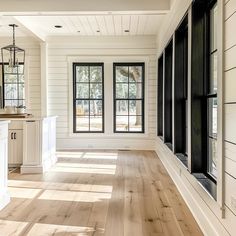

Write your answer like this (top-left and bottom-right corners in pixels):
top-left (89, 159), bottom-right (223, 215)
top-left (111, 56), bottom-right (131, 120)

top-left (40, 42), bottom-right (48, 117)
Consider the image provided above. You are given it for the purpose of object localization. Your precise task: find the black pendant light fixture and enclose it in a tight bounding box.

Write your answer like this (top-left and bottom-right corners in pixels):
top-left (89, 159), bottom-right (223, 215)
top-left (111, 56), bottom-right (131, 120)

top-left (1, 24), bottom-right (25, 71)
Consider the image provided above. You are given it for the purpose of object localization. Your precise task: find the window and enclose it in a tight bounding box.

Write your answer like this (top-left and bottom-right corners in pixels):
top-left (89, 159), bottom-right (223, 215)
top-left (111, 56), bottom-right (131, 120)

top-left (191, 0), bottom-right (217, 198)
top-left (157, 55), bottom-right (164, 137)
top-left (164, 40), bottom-right (173, 149)
top-left (174, 15), bottom-right (188, 166)
top-left (207, 3), bottom-right (217, 179)
top-left (113, 63), bottom-right (145, 133)
top-left (1, 63), bottom-right (25, 107)
top-left (73, 63), bottom-right (104, 133)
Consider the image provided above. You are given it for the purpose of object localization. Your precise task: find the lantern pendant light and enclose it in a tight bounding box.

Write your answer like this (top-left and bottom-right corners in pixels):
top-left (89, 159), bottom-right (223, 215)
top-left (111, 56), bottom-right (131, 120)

top-left (1, 24), bottom-right (25, 71)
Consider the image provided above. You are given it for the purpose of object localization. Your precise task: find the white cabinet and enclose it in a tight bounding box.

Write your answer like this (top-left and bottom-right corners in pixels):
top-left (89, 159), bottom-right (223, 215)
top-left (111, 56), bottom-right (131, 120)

top-left (8, 129), bottom-right (23, 167)
top-left (0, 121), bottom-right (10, 210)
top-left (21, 117), bottom-right (57, 174)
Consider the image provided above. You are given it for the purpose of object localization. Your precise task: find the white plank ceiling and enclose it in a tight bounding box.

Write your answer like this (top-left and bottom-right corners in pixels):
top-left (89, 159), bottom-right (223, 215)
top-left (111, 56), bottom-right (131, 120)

top-left (0, 14), bottom-right (165, 38)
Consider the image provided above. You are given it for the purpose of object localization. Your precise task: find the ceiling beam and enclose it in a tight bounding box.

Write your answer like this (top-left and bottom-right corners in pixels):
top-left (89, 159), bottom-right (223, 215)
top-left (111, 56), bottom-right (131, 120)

top-left (13, 16), bottom-right (46, 42)
top-left (0, 0), bottom-right (170, 13)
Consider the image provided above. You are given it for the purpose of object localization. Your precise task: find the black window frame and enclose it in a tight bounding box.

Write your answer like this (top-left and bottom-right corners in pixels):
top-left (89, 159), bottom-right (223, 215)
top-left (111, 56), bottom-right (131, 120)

top-left (113, 62), bottom-right (145, 133)
top-left (73, 62), bottom-right (105, 133)
top-left (174, 14), bottom-right (189, 167)
top-left (164, 39), bottom-right (173, 150)
top-left (191, 0), bottom-right (218, 197)
top-left (1, 62), bottom-right (25, 108)
top-left (157, 54), bottom-right (164, 137)
top-left (205, 0), bottom-right (218, 181)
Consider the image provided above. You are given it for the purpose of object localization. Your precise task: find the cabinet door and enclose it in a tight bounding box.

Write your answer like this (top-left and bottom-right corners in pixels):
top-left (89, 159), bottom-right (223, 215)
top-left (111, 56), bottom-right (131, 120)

top-left (8, 130), bottom-right (23, 166)
top-left (8, 131), bottom-right (15, 165)
top-left (13, 130), bottom-right (23, 165)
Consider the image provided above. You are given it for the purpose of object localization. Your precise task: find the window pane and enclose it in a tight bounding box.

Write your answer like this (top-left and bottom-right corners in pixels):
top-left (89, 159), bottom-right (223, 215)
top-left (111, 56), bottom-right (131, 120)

top-left (129, 83), bottom-right (142, 99)
top-left (90, 100), bottom-right (103, 116)
top-left (116, 83), bottom-right (128, 98)
top-left (116, 66), bottom-right (128, 82)
top-left (19, 84), bottom-right (25, 99)
top-left (129, 100), bottom-right (142, 116)
top-left (76, 116), bottom-right (89, 131)
top-left (4, 84), bottom-right (17, 99)
top-left (4, 74), bottom-right (17, 83)
top-left (210, 4), bottom-right (217, 53)
top-left (76, 100), bottom-right (89, 116)
top-left (208, 137), bottom-right (217, 178)
top-left (116, 100), bottom-right (128, 115)
top-left (76, 83), bottom-right (89, 98)
top-left (129, 66), bottom-right (143, 82)
top-left (4, 100), bottom-right (18, 106)
top-left (90, 83), bottom-right (102, 99)
top-left (209, 52), bottom-right (217, 94)
top-left (208, 97), bottom-right (217, 138)
top-left (129, 116), bottom-right (142, 132)
top-left (90, 116), bottom-right (103, 131)
top-left (90, 66), bottom-right (102, 82)
top-left (76, 66), bottom-right (89, 82)
top-left (116, 116), bottom-right (128, 131)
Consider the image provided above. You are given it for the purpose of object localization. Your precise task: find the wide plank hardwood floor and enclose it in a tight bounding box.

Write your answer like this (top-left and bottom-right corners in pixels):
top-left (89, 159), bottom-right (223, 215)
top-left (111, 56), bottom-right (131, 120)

top-left (0, 150), bottom-right (203, 236)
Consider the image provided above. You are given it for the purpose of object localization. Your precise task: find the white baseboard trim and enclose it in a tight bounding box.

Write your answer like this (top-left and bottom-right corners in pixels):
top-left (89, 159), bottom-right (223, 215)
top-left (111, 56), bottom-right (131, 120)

top-left (21, 165), bottom-right (44, 174)
top-left (155, 139), bottom-right (230, 236)
top-left (0, 191), bottom-right (10, 211)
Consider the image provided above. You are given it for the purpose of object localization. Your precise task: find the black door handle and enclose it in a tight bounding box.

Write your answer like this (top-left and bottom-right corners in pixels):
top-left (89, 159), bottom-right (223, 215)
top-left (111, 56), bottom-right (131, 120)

top-left (11, 132), bottom-right (13, 139)
top-left (14, 132), bottom-right (16, 139)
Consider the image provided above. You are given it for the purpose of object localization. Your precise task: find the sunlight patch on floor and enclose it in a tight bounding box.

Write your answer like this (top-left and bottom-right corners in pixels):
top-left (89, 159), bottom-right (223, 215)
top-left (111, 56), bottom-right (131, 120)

top-left (8, 187), bottom-right (42, 199)
top-left (8, 180), bottom-right (113, 193)
top-left (51, 165), bottom-right (116, 175)
top-left (56, 151), bottom-right (118, 160)
top-left (38, 189), bottom-right (111, 203)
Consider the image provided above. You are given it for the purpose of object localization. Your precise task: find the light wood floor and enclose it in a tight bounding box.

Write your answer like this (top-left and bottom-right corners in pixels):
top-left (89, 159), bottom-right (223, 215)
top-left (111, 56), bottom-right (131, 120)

top-left (0, 150), bottom-right (203, 236)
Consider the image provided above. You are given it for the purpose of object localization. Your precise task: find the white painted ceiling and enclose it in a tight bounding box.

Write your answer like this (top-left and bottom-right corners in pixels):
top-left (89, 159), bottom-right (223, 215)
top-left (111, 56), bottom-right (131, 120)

top-left (17, 14), bottom-right (165, 37)
top-left (0, 16), bottom-right (28, 37)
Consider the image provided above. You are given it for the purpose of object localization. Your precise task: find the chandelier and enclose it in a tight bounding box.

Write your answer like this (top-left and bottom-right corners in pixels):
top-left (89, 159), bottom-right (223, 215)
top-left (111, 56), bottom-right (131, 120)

top-left (1, 24), bottom-right (25, 70)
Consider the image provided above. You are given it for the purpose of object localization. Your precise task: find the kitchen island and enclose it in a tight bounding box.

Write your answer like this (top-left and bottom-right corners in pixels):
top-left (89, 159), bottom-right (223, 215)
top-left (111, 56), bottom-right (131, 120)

top-left (0, 116), bottom-right (57, 174)
top-left (0, 120), bottom-right (10, 210)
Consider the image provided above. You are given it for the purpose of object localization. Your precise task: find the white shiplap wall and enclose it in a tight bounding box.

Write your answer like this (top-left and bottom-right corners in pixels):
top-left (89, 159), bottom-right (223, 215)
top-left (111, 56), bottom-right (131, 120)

top-left (47, 36), bottom-right (157, 150)
top-left (224, 0), bottom-right (236, 227)
top-left (155, 0), bottom-right (236, 235)
top-left (0, 37), bottom-right (41, 116)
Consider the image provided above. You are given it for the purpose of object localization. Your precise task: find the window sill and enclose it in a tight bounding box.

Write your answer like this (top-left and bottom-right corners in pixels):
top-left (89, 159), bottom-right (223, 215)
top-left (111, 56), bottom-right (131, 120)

top-left (68, 132), bottom-right (150, 139)
top-left (176, 153), bottom-right (188, 168)
top-left (193, 173), bottom-right (217, 200)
